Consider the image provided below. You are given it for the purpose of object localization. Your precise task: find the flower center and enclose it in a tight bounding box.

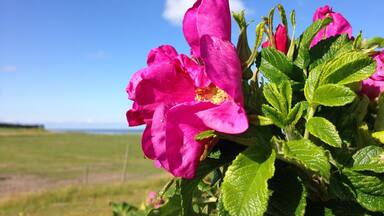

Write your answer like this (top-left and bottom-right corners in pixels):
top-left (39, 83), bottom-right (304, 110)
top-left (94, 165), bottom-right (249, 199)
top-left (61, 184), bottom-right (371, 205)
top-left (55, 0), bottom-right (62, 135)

top-left (195, 84), bottom-right (229, 105)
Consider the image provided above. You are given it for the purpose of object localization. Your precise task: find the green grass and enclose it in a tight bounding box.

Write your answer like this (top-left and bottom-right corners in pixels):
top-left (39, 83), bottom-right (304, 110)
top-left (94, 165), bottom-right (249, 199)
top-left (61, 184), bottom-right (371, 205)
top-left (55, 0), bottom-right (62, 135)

top-left (0, 177), bottom-right (169, 216)
top-left (0, 131), bottom-right (161, 179)
top-left (0, 129), bottom-right (168, 215)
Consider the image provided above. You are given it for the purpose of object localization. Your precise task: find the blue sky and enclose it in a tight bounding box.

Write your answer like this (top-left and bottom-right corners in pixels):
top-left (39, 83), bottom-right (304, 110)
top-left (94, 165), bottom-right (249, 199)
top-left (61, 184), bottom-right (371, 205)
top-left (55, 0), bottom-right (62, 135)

top-left (0, 0), bottom-right (383, 129)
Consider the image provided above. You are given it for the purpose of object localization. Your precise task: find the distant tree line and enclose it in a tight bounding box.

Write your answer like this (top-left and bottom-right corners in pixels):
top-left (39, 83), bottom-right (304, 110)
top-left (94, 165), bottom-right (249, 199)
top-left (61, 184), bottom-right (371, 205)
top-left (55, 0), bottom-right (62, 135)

top-left (0, 122), bottom-right (44, 129)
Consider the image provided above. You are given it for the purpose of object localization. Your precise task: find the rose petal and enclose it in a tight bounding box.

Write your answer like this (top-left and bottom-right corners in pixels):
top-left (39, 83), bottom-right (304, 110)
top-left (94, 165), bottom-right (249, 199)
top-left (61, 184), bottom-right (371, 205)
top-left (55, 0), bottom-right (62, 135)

top-left (200, 35), bottom-right (243, 104)
top-left (135, 62), bottom-right (195, 107)
top-left (126, 68), bottom-right (145, 100)
top-left (165, 101), bottom-right (214, 179)
top-left (126, 108), bottom-right (145, 126)
top-left (183, 0), bottom-right (201, 56)
top-left (142, 122), bottom-right (156, 159)
top-left (147, 45), bottom-right (178, 66)
top-left (274, 24), bottom-right (289, 54)
top-left (149, 104), bottom-right (170, 170)
top-left (183, 0), bottom-right (231, 56)
top-left (176, 54), bottom-right (211, 88)
top-left (195, 101), bottom-right (248, 134)
top-left (361, 78), bottom-right (384, 99)
top-left (311, 5), bottom-right (352, 47)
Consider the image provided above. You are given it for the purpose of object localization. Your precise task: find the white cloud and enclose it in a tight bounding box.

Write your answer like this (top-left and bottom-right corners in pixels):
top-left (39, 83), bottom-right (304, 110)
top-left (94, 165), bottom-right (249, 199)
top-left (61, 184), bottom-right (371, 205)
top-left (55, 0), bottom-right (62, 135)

top-left (163, 0), bottom-right (248, 25)
top-left (0, 65), bottom-right (17, 73)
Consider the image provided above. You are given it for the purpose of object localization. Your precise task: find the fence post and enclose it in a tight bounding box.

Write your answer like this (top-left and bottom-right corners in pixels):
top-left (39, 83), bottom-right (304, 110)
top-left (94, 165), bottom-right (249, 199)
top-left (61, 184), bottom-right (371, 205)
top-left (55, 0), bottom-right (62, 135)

top-left (121, 144), bottom-right (130, 182)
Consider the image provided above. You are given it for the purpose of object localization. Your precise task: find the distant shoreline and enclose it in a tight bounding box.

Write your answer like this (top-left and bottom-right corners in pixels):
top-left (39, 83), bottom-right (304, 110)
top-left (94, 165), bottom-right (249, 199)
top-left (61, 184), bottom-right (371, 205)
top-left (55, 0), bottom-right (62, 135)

top-left (48, 128), bottom-right (143, 135)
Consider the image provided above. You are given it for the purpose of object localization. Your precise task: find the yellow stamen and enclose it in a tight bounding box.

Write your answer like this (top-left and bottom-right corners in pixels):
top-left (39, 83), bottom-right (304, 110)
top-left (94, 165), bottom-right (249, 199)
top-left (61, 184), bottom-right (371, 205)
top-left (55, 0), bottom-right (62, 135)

top-left (195, 85), bottom-right (229, 105)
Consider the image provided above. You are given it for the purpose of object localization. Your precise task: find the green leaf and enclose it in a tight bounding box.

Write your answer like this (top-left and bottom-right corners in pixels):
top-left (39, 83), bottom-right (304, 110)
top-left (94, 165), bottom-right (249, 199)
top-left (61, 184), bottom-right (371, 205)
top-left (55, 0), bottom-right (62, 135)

top-left (313, 84), bottom-right (356, 107)
top-left (111, 202), bottom-right (143, 216)
top-left (248, 115), bottom-right (274, 126)
top-left (372, 131), bottom-right (384, 144)
top-left (217, 195), bottom-right (230, 216)
top-left (329, 175), bottom-right (356, 201)
top-left (352, 146), bottom-right (384, 173)
top-left (362, 37), bottom-right (384, 49)
top-left (222, 145), bottom-right (276, 216)
top-left (259, 47), bottom-right (302, 83)
top-left (265, 162), bottom-right (307, 216)
top-left (246, 21), bottom-right (265, 68)
top-left (180, 159), bottom-right (226, 216)
top-left (233, 10), bottom-right (253, 79)
top-left (357, 124), bottom-right (379, 147)
top-left (195, 130), bottom-right (216, 141)
top-left (324, 201), bottom-right (368, 216)
top-left (267, 7), bottom-right (276, 46)
top-left (262, 105), bottom-right (286, 128)
top-left (287, 102), bottom-right (304, 126)
top-left (306, 117), bottom-right (342, 148)
top-left (280, 81), bottom-right (292, 111)
top-left (147, 185), bottom-right (182, 216)
top-left (277, 4), bottom-right (288, 30)
top-left (320, 51), bottom-right (376, 85)
top-left (353, 31), bottom-right (363, 49)
top-left (309, 35), bottom-right (353, 70)
top-left (263, 83), bottom-right (286, 113)
top-left (286, 10), bottom-right (296, 60)
top-left (295, 17), bottom-right (333, 69)
top-left (263, 81), bottom-right (292, 115)
top-left (304, 65), bottom-right (322, 103)
top-left (343, 169), bottom-right (384, 212)
top-left (374, 94), bottom-right (384, 131)
top-left (283, 139), bottom-right (331, 179)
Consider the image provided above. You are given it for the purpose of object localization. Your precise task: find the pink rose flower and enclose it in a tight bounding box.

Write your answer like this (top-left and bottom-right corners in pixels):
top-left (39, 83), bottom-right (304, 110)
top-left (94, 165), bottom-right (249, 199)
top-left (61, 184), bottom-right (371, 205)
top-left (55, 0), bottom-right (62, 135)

top-left (311, 5), bottom-right (352, 47)
top-left (262, 24), bottom-right (289, 54)
top-left (146, 191), bottom-right (157, 205)
top-left (126, 0), bottom-right (248, 179)
top-left (183, 0), bottom-right (231, 57)
top-left (361, 51), bottom-right (384, 100)
top-left (146, 191), bottom-right (164, 208)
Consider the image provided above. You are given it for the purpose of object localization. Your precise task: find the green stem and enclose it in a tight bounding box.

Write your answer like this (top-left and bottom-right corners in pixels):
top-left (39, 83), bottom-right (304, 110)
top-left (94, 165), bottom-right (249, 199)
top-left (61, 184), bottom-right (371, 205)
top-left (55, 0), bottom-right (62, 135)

top-left (304, 104), bottom-right (317, 139)
top-left (159, 178), bottom-right (175, 198)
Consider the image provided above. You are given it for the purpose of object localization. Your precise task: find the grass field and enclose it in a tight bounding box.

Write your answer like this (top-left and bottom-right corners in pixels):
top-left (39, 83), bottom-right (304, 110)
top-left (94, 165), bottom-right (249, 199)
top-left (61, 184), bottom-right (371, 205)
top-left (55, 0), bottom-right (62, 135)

top-left (0, 128), bottom-right (168, 215)
top-left (0, 178), bottom-right (168, 216)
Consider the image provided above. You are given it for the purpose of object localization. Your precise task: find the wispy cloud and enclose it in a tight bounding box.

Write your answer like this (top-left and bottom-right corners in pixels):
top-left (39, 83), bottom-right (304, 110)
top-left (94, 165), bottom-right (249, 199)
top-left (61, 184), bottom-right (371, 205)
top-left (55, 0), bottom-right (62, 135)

top-left (163, 0), bottom-right (248, 26)
top-left (0, 65), bottom-right (17, 73)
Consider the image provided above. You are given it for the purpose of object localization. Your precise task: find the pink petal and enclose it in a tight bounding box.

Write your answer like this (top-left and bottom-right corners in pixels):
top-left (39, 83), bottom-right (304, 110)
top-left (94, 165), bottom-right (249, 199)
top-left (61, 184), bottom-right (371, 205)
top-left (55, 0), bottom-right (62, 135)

top-left (135, 62), bottom-right (195, 107)
top-left (165, 101), bottom-right (215, 179)
top-left (147, 45), bottom-right (178, 66)
top-left (183, 0), bottom-right (231, 56)
top-left (262, 24), bottom-right (289, 54)
top-left (311, 5), bottom-right (352, 47)
top-left (262, 41), bottom-right (271, 48)
top-left (372, 52), bottom-right (384, 81)
top-left (361, 78), bottom-right (384, 100)
top-left (127, 45), bottom-right (179, 103)
top-left (313, 5), bottom-right (332, 20)
top-left (195, 101), bottom-right (248, 134)
top-left (274, 24), bottom-right (289, 54)
top-left (176, 54), bottom-right (211, 88)
top-left (126, 68), bottom-right (145, 100)
top-left (126, 108), bottom-right (145, 126)
top-left (183, 0), bottom-right (201, 56)
top-left (149, 104), bottom-right (170, 170)
top-left (200, 35), bottom-right (244, 105)
top-left (142, 122), bottom-right (156, 159)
